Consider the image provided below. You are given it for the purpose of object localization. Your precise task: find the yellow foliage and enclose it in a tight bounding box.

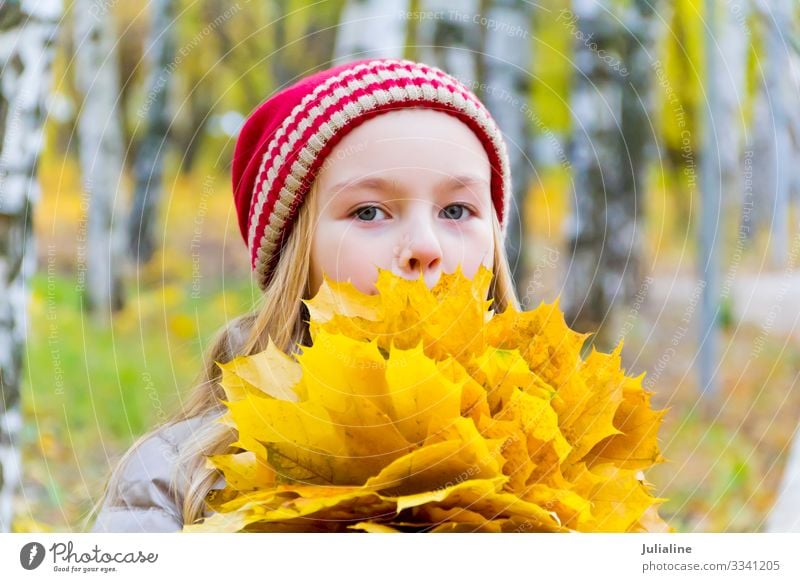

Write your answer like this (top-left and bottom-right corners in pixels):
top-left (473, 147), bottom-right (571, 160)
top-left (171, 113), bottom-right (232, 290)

top-left (186, 266), bottom-right (669, 533)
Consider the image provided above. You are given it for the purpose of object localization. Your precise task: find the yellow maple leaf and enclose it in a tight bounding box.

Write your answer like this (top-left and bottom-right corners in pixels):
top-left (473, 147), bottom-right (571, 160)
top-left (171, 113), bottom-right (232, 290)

top-left (584, 373), bottom-right (668, 470)
top-left (188, 266), bottom-right (668, 533)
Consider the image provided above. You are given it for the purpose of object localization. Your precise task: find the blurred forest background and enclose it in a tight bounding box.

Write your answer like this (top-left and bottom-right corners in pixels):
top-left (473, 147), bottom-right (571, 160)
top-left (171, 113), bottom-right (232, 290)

top-left (1, 0), bottom-right (799, 533)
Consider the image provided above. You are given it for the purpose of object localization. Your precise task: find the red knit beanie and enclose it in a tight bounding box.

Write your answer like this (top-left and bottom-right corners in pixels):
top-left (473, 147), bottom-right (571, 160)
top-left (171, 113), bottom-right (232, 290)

top-left (231, 58), bottom-right (512, 290)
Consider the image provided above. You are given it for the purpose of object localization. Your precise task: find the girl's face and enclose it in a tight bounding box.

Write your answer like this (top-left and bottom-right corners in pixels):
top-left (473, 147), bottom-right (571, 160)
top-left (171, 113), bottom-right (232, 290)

top-left (309, 108), bottom-right (495, 297)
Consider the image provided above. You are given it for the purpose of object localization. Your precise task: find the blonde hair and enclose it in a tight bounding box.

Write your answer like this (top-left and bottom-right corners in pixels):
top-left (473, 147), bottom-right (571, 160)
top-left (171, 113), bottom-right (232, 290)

top-left (83, 179), bottom-right (520, 530)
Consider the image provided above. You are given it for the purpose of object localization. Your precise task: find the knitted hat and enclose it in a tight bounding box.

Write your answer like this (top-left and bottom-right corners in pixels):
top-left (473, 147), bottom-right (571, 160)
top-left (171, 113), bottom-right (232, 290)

top-left (232, 58), bottom-right (512, 290)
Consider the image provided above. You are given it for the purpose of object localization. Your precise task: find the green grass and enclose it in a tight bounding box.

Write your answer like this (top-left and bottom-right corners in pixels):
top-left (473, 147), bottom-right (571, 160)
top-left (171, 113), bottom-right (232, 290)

top-left (17, 271), bottom-right (258, 531)
top-left (24, 272), bottom-right (258, 441)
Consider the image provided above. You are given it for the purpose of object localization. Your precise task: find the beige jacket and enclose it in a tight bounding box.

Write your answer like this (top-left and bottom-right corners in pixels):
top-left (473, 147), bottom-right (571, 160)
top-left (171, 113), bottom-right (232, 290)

top-left (90, 414), bottom-right (223, 533)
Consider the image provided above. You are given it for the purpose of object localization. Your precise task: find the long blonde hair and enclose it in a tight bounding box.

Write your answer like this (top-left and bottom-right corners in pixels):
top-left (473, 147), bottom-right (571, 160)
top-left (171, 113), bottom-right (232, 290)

top-left (84, 180), bottom-right (520, 530)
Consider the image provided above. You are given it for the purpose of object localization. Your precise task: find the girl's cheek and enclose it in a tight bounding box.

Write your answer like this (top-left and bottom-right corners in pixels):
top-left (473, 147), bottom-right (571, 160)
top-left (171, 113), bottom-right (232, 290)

top-left (335, 234), bottom-right (389, 288)
top-left (348, 261), bottom-right (381, 295)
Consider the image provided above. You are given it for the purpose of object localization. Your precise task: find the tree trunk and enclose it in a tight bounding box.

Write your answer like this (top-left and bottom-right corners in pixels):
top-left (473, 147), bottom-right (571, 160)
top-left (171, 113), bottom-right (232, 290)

top-left (563, 0), bottom-right (655, 348)
top-left (128, 0), bottom-right (176, 265)
top-left (752, 0), bottom-right (793, 267)
top-left (479, 0), bottom-right (535, 301)
top-left (0, 0), bottom-right (62, 532)
top-left (334, 0), bottom-right (408, 62)
top-left (414, 0), bottom-right (481, 83)
top-left (175, 90), bottom-right (213, 174)
top-left (717, 0), bottom-right (748, 243)
top-left (73, 0), bottom-right (127, 318)
top-left (763, 2), bottom-right (800, 528)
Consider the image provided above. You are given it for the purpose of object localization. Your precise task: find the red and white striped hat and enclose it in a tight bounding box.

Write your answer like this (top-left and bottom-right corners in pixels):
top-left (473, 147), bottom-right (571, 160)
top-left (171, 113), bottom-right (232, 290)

top-left (232, 58), bottom-right (512, 290)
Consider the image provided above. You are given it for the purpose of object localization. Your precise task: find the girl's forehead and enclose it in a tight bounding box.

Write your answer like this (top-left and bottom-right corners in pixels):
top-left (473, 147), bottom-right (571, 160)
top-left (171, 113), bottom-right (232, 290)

top-left (350, 107), bottom-right (477, 140)
top-left (316, 108), bottom-right (492, 188)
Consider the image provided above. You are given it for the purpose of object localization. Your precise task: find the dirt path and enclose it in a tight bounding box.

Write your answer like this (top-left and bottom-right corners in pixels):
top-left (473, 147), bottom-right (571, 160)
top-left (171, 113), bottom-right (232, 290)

top-left (648, 271), bottom-right (800, 532)
top-left (648, 272), bottom-right (800, 337)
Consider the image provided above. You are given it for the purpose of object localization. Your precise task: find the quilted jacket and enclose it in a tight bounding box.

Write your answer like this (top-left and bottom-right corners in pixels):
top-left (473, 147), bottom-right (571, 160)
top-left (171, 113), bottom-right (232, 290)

top-left (90, 413), bottom-right (223, 533)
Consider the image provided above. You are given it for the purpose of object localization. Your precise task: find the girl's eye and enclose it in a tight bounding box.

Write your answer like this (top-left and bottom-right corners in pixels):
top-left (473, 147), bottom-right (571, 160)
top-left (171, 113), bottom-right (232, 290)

top-left (353, 204), bottom-right (473, 221)
top-left (440, 204), bottom-right (472, 220)
top-left (353, 205), bottom-right (387, 221)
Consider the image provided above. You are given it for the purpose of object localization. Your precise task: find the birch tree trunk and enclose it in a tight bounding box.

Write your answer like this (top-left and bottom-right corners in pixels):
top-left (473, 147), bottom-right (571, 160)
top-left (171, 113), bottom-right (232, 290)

top-left (697, 0), bottom-right (721, 397)
top-left (128, 0), bottom-right (175, 265)
top-left (479, 0), bottom-right (534, 300)
top-left (754, 0), bottom-right (793, 266)
top-left (414, 0), bottom-right (481, 84)
top-left (563, 0), bottom-right (655, 347)
top-left (717, 0), bottom-right (748, 244)
top-left (73, 0), bottom-right (127, 318)
top-left (765, 2), bottom-right (800, 526)
top-left (0, 0), bottom-right (62, 532)
top-left (334, 0), bottom-right (408, 63)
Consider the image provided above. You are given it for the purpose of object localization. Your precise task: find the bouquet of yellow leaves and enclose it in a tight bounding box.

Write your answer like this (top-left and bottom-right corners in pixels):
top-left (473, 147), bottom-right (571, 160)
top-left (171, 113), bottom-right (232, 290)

top-left (185, 266), bottom-right (669, 533)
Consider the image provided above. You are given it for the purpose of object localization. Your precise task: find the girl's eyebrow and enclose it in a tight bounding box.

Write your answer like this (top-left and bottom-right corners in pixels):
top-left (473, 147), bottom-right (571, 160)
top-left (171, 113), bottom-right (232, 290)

top-left (331, 174), bottom-right (490, 193)
top-left (331, 176), bottom-right (397, 192)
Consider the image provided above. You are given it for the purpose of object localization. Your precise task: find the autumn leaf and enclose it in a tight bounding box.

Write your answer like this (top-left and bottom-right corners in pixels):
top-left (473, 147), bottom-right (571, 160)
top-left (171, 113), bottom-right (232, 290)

top-left (187, 266), bottom-right (668, 533)
top-left (584, 373), bottom-right (668, 470)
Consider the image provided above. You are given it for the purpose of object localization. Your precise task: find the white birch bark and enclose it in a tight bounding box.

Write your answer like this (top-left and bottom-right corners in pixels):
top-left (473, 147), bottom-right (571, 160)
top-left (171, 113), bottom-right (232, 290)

top-left (73, 0), bottom-right (127, 319)
top-left (746, 0), bottom-right (797, 265)
top-left (562, 0), bottom-right (655, 346)
top-left (415, 0), bottom-right (480, 84)
top-left (478, 0), bottom-right (534, 299)
top-left (0, 0), bottom-right (62, 532)
top-left (334, 0), bottom-right (408, 63)
top-left (765, 0), bottom-right (800, 530)
top-left (128, 0), bottom-right (175, 265)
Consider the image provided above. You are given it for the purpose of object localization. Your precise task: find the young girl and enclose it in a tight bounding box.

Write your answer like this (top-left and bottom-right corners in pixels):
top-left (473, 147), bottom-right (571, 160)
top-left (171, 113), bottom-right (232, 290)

top-left (88, 57), bottom-right (520, 532)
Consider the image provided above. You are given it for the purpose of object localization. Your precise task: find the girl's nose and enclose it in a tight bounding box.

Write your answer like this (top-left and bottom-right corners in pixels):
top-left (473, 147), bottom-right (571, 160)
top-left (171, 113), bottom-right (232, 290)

top-left (392, 230), bottom-right (442, 285)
